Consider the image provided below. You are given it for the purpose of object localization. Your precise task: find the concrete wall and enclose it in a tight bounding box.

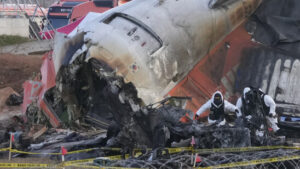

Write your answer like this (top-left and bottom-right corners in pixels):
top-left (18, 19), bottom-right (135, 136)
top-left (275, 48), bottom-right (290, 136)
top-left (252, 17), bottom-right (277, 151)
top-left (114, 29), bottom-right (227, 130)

top-left (0, 17), bottom-right (29, 37)
top-left (0, 39), bottom-right (53, 55)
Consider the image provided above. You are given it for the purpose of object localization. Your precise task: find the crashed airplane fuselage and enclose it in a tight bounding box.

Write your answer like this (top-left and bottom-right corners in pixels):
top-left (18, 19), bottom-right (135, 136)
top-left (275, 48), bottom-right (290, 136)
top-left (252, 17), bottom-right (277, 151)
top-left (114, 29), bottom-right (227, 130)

top-left (53, 0), bottom-right (262, 105)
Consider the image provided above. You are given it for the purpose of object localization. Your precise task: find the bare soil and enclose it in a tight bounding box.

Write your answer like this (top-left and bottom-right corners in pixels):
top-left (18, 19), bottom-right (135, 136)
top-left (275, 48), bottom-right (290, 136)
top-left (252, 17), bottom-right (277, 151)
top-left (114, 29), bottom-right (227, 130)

top-left (0, 53), bottom-right (43, 93)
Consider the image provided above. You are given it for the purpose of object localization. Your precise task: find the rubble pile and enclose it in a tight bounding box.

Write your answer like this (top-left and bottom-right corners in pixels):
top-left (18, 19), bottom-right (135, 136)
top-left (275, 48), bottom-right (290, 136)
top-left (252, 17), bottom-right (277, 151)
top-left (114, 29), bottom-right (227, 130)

top-left (5, 94), bottom-right (23, 106)
top-left (77, 149), bottom-right (300, 168)
top-left (27, 129), bottom-right (107, 160)
top-left (3, 54), bottom-right (281, 161)
top-left (32, 55), bottom-right (263, 150)
top-left (0, 52), bottom-right (273, 163)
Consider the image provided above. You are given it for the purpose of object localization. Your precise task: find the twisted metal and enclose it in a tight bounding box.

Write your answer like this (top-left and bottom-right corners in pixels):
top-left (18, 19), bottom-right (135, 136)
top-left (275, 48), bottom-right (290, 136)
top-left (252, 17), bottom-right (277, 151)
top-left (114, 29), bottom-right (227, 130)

top-left (101, 149), bottom-right (300, 169)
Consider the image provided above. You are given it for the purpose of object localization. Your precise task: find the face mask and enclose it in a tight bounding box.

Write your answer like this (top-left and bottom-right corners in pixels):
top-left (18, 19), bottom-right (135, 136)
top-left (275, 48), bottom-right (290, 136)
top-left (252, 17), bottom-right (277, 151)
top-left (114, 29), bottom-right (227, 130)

top-left (214, 94), bottom-right (223, 106)
top-left (245, 92), bottom-right (254, 104)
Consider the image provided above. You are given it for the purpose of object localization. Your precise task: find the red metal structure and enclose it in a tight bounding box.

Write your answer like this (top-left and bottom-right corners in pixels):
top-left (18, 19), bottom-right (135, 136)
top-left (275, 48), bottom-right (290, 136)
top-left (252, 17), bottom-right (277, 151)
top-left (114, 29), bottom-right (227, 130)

top-left (168, 23), bottom-right (257, 119)
top-left (0, 3), bottom-right (47, 17)
top-left (46, 0), bottom-right (118, 30)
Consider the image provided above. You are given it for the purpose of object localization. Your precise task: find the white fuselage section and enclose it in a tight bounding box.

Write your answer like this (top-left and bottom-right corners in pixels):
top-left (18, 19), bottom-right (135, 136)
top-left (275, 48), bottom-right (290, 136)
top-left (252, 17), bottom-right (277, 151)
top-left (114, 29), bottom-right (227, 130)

top-left (54, 0), bottom-right (262, 104)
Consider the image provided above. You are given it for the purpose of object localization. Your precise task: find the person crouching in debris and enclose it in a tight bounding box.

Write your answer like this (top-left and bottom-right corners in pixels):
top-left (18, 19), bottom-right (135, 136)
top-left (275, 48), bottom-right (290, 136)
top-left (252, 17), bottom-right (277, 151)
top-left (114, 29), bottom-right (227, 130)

top-left (195, 91), bottom-right (239, 126)
top-left (236, 87), bottom-right (280, 132)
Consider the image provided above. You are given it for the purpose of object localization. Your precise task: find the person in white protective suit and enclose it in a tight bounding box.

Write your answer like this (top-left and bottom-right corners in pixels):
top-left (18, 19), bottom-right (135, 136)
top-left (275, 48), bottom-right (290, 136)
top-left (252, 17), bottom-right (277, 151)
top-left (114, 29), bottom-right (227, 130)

top-left (236, 87), bottom-right (280, 132)
top-left (195, 91), bottom-right (239, 126)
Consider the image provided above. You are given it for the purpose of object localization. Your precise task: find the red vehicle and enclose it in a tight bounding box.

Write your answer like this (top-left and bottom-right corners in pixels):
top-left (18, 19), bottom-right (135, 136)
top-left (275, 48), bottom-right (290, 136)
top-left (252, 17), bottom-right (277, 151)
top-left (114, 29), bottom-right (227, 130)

top-left (46, 0), bottom-right (118, 30)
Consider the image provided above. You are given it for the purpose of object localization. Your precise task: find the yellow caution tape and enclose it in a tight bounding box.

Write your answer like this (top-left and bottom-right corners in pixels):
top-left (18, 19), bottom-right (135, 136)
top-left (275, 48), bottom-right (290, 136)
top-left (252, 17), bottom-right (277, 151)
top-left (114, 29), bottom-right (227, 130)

top-left (0, 148), bottom-right (9, 152)
top-left (9, 147), bottom-right (121, 156)
top-left (67, 147), bottom-right (122, 154)
top-left (11, 149), bottom-right (61, 155)
top-left (101, 147), bottom-right (122, 151)
top-left (104, 155), bottom-right (123, 160)
top-left (68, 163), bottom-right (143, 169)
top-left (164, 146), bottom-right (284, 154)
top-left (4, 145), bottom-right (300, 158)
top-left (197, 155), bottom-right (300, 169)
top-left (0, 163), bottom-right (54, 168)
top-left (65, 164), bottom-right (100, 169)
top-left (194, 146), bottom-right (300, 154)
top-left (133, 147), bottom-right (192, 153)
top-left (63, 154), bottom-right (128, 166)
top-left (63, 158), bottom-right (97, 166)
top-left (66, 148), bottom-right (97, 154)
top-left (194, 146), bottom-right (279, 154)
top-left (0, 153), bottom-right (299, 168)
top-left (167, 147), bottom-right (193, 154)
top-left (164, 146), bottom-right (277, 154)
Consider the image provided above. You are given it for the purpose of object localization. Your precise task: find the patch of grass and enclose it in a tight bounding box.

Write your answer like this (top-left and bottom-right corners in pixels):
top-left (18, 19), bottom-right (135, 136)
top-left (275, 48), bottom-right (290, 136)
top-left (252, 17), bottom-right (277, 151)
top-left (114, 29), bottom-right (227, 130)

top-left (0, 35), bottom-right (30, 47)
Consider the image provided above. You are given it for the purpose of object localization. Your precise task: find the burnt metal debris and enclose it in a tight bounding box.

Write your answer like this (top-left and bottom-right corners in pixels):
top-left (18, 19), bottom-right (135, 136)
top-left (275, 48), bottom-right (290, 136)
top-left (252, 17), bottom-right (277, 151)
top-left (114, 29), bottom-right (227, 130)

top-left (0, 44), bottom-right (295, 169)
top-left (91, 149), bottom-right (300, 169)
top-left (5, 94), bottom-right (23, 106)
top-left (17, 54), bottom-right (280, 156)
top-left (2, 0), bottom-right (300, 168)
top-left (0, 51), bottom-right (282, 165)
top-left (36, 56), bottom-right (256, 149)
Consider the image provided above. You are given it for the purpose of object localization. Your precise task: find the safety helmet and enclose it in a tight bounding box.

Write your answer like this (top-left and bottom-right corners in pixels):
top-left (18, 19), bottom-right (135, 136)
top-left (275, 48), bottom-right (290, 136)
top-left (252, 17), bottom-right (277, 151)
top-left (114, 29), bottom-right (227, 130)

top-left (243, 87), bottom-right (251, 98)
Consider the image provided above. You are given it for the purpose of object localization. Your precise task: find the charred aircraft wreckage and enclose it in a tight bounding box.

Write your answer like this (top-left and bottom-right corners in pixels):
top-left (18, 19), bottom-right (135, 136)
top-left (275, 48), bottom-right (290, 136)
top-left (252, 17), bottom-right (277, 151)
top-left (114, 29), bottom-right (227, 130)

top-left (8, 0), bottom-right (299, 165)
top-left (49, 0), bottom-right (264, 147)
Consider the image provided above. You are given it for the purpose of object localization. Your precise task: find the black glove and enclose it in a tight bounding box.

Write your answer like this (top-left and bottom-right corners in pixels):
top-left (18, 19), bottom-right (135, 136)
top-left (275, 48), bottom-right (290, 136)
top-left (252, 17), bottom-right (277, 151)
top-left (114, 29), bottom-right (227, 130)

top-left (195, 114), bottom-right (199, 120)
top-left (235, 109), bottom-right (241, 117)
top-left (268, 113), bottom-right (277, 118)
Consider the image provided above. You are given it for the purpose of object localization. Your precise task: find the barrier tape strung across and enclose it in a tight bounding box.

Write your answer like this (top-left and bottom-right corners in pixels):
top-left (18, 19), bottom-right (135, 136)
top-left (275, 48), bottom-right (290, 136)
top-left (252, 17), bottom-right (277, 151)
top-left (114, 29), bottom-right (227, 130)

top-left (1, 155), bottom-right (300, 169)
top-left (167, 147), bottom-right (192, 153)
top-left (0, 146), bottom-right (299, 158)
top-left (0, 146), bottom-right (298, 160)
top-left (8, 147), bottom-right (121, 156)
top-left (164, 146), bottom-right (290, 154)
top-left (60, 148), bottom-right (96, 155)
top-left (3, 146), bottom-right (300, 156)
top-left (63, 154), bottom-right (129, 166)
top-left (63, 146), bottom-right (294, 167)
top-left (0, 163), bottom-right (54, 168)
top-left (0, 154), bottom-right (134, 168)
top-left (138, 146), bottom-right (300, 155)
top-left (11, 149), bottom-right (61, 155)
top-left (0, 145), bottom-right (299, 167)
top-left (193, 145), bottom-right (296, 154)
top-left (1, 151), bottom-right (300, 168)
top-left (63, 158), bottom-right (96, 166)
top-left (0, 148), bottom-right (9, 152)
top-left (68, 163), bottom-right (143, 169)
top-left (0, 163), bottom-right (141, 169)
top-left (197, 155), bottom-right (300, 169)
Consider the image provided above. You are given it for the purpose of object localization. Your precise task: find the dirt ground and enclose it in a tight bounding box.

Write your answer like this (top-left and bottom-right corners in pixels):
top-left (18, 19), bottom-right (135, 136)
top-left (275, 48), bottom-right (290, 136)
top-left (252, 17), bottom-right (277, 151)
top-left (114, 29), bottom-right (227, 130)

top-left (0, 53), bottom-right (43, 94)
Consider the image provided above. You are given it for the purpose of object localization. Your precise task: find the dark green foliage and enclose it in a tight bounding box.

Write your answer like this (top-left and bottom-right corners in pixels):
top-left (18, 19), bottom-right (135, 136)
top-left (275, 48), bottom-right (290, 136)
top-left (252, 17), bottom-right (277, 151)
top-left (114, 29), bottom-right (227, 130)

top-left (0, 35), bottom-right (30, 47)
